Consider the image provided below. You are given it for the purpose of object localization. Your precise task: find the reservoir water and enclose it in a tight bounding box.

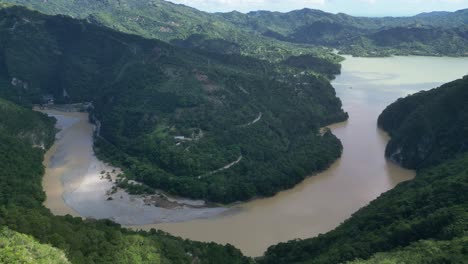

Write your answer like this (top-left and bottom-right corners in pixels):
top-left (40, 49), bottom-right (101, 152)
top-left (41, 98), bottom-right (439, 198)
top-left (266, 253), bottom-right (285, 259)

top-left (42, 56), bottom-right (468, 257)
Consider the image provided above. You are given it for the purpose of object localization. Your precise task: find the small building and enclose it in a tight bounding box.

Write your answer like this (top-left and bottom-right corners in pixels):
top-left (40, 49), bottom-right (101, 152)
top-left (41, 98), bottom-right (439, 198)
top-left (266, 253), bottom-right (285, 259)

top-left (42, 94), bottom-right (54, 105)
top-left (174, 136), bottom-right (192, 141)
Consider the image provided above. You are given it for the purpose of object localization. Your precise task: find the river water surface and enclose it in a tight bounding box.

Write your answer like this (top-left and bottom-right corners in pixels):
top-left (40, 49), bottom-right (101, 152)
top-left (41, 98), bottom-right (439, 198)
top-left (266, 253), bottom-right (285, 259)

top-left (144, 56), bottom-right (468, 256)
top-left (42, 56), bottom-right (468, 257)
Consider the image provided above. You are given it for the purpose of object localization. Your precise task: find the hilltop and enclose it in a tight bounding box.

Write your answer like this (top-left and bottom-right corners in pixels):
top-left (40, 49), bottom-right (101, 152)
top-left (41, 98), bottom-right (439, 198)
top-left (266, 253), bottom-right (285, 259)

top-left (0, 6), bottom-right (347, 203)
top-left (2, 0), bottom-right (467, 57)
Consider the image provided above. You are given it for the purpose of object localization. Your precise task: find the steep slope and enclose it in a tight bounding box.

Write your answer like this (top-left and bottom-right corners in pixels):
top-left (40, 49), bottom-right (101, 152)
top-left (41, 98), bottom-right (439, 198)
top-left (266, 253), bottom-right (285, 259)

top-left (0, 0), bottom-right (336, 62)
top-left (0, 228), bottom-right (70, 264)
top-left (349, 237), bottom-right (467, 264)
top-left (378, 76), bottom-right (468, 169)
top-left (0, 97), bottom-right (55, 206)
top-left (220, 8), bottom-right (468, 35)
top-left (220, 8), bottom-right (468, 57)
top-left (340, 25), bottom-right (468, 57)
top-left (0, 6), bottom-right (347, 203)
top-left (3, 1), bottom-right (468, 57)
top-left (260, 77), bottom-right (468, 263)
top-left (0, 97), bottom-right (252, 264)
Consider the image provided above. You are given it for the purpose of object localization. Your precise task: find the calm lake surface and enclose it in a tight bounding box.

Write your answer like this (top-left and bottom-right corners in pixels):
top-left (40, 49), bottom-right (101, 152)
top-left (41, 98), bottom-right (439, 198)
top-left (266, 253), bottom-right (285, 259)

top-left (142, 56), bottom-right (468, 256)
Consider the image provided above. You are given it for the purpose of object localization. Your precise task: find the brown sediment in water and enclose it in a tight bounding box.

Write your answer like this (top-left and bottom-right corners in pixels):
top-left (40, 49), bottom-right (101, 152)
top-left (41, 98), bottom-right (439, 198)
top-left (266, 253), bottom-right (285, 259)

top-left (40, 110), bottom-right (86, 217)
top-left (38, 108), bottom-right (227, 224)
top-left (43, 142), bottom-right (81, 217)
top-left (132, 56), bottom-right (468, 257)
top-left (38, 56), bottom-right (468, 257)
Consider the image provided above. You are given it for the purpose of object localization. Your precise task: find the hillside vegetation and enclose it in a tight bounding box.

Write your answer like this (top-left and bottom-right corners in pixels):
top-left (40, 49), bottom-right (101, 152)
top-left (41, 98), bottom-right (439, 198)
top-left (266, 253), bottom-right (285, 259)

top-left (0, 228), bottom-right (71, 264)
top-left (0, 97), bottom-right (251, 264)
top-left (0, 2), bottom-right (466, 263)
top-left (2, 0), bottom-right (468, 57)
top-left (0, 0), bottom-right (338, 62)
top-left (0, 6), bottom-right (347, 203)
top-left (378, 76), bottom-right (468, 169)
top-left (220, 8), bottom-right (468, 57)
top-left (260, 77), bottom-right (468, 263)
top-left (349, 237), bottom-right (467, 264)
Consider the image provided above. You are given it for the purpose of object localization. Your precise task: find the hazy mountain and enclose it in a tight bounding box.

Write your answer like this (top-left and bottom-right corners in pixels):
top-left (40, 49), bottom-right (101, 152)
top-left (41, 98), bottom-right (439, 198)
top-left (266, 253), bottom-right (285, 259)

top-left (2, 0), bottom-right (468, 57)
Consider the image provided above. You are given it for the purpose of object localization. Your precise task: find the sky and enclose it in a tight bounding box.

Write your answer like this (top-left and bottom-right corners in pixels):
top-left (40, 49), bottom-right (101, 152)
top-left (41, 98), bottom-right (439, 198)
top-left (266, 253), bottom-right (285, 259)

top-left (167, 0), bottom-right (468, 16)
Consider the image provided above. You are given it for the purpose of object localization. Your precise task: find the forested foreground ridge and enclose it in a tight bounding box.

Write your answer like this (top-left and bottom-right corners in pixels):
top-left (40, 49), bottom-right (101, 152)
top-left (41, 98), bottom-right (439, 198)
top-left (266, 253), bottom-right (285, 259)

top-left (259, 77), bottom-right (468, 263)
top-left (0, 6), bottom-right (347, 203)
top-left (0, 227), bottom-right (71, 264)
top-left (2, 0), bottom-right (468, 57)
top-left (1, 89), bottom-right (466, 263)
top-left (0, 97), bottom-right (252, 263)
top-left (378, 76), bottom-right (468, 169)
top-left (0, 2), bottom-right (467, 264)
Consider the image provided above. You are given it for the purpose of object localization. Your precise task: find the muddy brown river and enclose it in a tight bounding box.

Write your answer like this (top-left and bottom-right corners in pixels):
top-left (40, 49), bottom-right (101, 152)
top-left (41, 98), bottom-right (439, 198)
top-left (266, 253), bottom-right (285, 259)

top-left (42, 56), bottom-right (468, 257)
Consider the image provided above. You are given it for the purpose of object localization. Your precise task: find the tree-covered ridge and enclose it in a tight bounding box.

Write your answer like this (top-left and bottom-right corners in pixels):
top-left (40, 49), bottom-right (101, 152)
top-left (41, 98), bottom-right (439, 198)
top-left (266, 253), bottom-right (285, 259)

top-left (220, 8), bottom-right (468, 57)
top-left (260, 144), bottom-right (468, 264)
top-left (220, 8), bottom-right (468, 36)
top-left (0, 98), bottom-right (56, 149)
top-left (0, 6), bottom-right (347, 203)
top-left (0, 97), bottom-right (252, 264)
top-left (0, 0), bottom-right (338, 62)
top-left (2, 0), bottom-right (468, 58)
top-left (0, 228), bottom-right (71, 264)
top-left (378, 76), bottom-right (468, 169)
top-left (348, 237), bottom-right (467, 264)
top-left (260, 77), bottom-right (468, 263)
top-left (0, 97), bottom-right (55, 206)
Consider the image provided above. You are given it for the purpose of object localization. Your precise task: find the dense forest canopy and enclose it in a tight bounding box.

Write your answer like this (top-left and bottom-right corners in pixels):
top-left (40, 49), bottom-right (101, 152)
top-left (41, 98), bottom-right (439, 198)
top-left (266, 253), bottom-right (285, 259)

top-left (1, 0), bottom-right (467, 57)
top-left (0, 0), bottom-right (340, 62)
top-left (0, 227), bottom-right (71, 264)
top-left (0, 1), bottom-right (466, 263)
top-left (378, 76), bottom-right (468, 169)
top-left (0, 97), bottom-right (252, 263)
top-left (0, 6), bottom-right (347, 203)
top-left (260, 77), bottom-right (468, 264)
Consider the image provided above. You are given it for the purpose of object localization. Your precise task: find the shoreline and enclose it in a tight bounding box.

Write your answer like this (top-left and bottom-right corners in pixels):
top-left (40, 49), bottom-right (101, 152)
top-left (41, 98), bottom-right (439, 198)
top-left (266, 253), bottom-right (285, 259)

top-left (38, 106), bottom-right (229, 225)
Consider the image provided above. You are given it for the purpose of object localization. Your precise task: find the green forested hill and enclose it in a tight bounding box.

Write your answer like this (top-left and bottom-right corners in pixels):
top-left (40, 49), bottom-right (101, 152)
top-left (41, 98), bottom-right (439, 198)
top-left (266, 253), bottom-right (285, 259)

top-left (0, 97), bottom-right (55, 150)
top-left (220, 8), bottom-right (468, 35)
top-left (0, 0), bottom-right (337, 62)
top-left (349, 237), bottom-right (467, 264)
top-left (0, 2), bottom-right (466, 264)
top-left (378, 76), bottom-right (468, 169)
top-left (1, 0), bottom-right (467, 57)
top-left (0, 228), bottom-right (71, 264)
top-left (0, 97), bottom-right (251, 264)
top-left (0, 6), bottom-right (347, 203)
top-left (259, 77), bottom-right (468, 264)
top-left (220, 8), bottom-right (468, 56)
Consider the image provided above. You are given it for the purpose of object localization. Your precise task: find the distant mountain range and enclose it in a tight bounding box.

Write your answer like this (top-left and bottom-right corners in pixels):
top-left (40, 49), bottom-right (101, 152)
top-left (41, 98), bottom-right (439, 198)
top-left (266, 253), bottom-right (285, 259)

top-left (0, 2), bottom-right (467, 264)
top-left (1, 0), bottom-right (467, 57)
top-left (0, 5), bottom-right (347, 203)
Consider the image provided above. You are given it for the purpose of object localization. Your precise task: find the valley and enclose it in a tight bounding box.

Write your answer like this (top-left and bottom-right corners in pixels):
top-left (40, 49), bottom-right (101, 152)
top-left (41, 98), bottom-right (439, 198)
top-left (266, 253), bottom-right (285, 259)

top-left (0, 1), bottom-right (467, 263)
top-left (37, 55), bottom-right (468, 257)
top-left (39, 107), bottom-right (229, 224)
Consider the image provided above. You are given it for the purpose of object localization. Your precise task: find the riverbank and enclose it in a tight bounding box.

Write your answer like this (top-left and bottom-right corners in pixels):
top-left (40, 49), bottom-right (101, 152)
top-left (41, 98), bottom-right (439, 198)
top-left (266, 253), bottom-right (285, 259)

top-left (131, 55), bottom-right (468, 257)
top-left (38, 107), bottom-right (229, 225)
top-left (37, 56), bottom-right (468, 257)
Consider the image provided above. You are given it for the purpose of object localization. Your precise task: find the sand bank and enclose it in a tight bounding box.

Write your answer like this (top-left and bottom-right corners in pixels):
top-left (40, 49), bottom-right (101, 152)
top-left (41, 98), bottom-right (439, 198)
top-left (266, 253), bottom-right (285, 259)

top-left (39, 108), bottom-right (228, 225)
